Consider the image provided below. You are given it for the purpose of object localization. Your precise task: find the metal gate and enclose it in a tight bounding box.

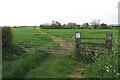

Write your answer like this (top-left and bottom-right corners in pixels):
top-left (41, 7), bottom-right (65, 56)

top-left (13, 32), bottom-right (112, 56)
top-left (13, 33), bottom-right (75, 55)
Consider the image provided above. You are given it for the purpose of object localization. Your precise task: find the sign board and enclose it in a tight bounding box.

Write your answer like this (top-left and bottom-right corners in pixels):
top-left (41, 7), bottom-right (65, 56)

top-left (76, 33), bottom-right (80, 38)
top-left (106, 37), bottom-right (112, 40)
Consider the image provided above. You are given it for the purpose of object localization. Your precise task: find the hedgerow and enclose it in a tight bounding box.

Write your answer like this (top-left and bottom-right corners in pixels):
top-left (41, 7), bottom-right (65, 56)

top-left (2, 26), bottom-right (23, 61)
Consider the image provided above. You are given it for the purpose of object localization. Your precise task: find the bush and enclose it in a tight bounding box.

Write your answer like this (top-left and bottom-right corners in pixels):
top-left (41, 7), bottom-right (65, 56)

top-left (2, 26), bottom-right (13, 60)
top-left (2, 26), bottom-right (24, 61)
top-left (2, 26), bottom-right (13, 48)
top-left (80, 52), bottom-right (119, 78)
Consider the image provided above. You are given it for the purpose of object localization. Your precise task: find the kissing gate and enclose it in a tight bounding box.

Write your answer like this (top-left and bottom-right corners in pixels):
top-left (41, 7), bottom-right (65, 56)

top-left (14, 32), bottom-right (112, 57)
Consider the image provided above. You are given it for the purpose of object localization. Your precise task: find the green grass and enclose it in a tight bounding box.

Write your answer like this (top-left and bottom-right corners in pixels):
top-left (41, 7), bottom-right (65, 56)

top-left (12, 28), bottom-right (118, 49)
top-left (3, 27), bottom-right (119, 78)
top-left (3, 27), bottom-right (80, 78)
top-left (27, 54), bottom-right (80, 78)
top-left (3, 51), bottom-right (50, 78)
top-left (12, 27), bottom-right (60, 49)
top-left (40, 29), bottom-right (119, 78)
top-left (80, 52), bottom-right (119, 78)
top-left (42, 29), bottom-right (118, 49)
top-left (40, 28), bottom-right (118, 50)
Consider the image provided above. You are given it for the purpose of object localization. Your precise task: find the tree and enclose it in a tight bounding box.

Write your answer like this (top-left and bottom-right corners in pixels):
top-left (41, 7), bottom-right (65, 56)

top-left (62, 24), bottom-right (69, 29)
top-left (2, 27), bottom-right (13, 49)
top-left (90, 19), bottom-right (100, 29)
top-left (2, 26), bottom-right (23, 60)
top-left (68, 22), bottom-right (76, 29)
top-left (51, 21), bottom-right (61, 29)
top-left (82, 23), bottom-right (89, 29)
top-left (75, 25), bottom-right (81, 29)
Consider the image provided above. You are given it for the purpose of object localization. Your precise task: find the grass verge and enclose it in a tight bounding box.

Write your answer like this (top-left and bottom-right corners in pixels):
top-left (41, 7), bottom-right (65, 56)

top-left (2, 50), bottom-right (50, 78)
top-left (27, 54), bottom-right (83, 78)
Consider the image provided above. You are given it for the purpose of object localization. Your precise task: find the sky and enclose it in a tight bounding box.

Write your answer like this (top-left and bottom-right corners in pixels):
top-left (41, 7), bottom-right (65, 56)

top-left (0, 0), bottom-right (119, 26)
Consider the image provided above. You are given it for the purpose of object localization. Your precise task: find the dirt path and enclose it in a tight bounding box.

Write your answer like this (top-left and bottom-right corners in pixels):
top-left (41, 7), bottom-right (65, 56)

top-left (38, 30), bottom-right (84, 78)
top-left (39, 30), bottom-right (74, 52)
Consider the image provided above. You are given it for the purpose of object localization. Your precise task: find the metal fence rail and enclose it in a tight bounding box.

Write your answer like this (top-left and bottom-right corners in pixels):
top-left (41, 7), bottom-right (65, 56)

top-left (13, 33), bottom-right (40, 35)
top-left (18, 43), bottom-right (61, 46)
top-left (17, 41), bottom-right (75, 44)
top-left (80, 38), bottom-right (106, 40)
top-left (14, 37), bottom-right (74, 40)
top-left (42, 49), bottom-right (70, 53)
top-left (44, 52), bottom-right (70, 55)
top-left (81, 42), bottom-right (105, 45)
top-left (18, 43), bottom-right (75, 48)
top-left (13, 33), bottom-right (75, 35)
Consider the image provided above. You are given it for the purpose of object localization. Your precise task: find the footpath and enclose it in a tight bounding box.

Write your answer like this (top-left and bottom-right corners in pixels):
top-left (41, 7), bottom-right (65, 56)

top-left (38, 30), bottom-right (84, 78)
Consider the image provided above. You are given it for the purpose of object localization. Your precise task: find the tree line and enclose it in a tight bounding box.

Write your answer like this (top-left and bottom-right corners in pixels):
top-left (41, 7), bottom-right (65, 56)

top-left (39, 19), bottom-right (113, 29)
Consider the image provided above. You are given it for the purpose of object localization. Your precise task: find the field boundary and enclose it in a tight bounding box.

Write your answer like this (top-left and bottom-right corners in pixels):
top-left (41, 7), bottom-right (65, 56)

top-left (13, 31), bottom-right (113, 56)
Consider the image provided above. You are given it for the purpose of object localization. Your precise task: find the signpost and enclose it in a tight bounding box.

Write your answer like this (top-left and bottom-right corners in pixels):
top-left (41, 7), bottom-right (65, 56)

top-left (75, 32), bottom-right (81, 60)
top-left (105, 33), bottom-right (112, 54)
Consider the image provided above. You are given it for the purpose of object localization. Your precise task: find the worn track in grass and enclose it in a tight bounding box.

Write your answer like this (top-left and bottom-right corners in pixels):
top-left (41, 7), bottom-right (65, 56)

top-left (38, 30), bottom-right (84, 78)
top-left (38, 30), bottom-right (75, 52)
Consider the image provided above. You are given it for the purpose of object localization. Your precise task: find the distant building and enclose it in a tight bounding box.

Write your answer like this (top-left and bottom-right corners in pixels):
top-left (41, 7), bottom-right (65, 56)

top-left (112, 24), bottom-right (120, 28)
top-left (19, 26), bottom-right (37, 27)
top-left (99, 23), bottom-right (107, 29)
top-left (89, 26), bottom-right (94, 29)
top-left (68, 22), bottom-right (76, 26)
top-left (13, 26), bottom-right (22, 27)
top-left (42, 23), bottom-right (50, 26)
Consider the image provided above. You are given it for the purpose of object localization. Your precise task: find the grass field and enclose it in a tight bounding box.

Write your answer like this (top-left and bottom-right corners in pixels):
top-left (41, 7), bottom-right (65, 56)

top-left (3, 27), bottom-right (81, 78)
top-left (41, 28), bottom-right (119, 78)
top-left (12, 27), bottom-right (118, 48)
top-left (3, 27), bottom-right (119, 78)
top-left (42, 29), bottom-right (118, 43)
top-left (42, 29), bottom-right (118, 52)
top-left (12, 27), bottom-right (61, 50)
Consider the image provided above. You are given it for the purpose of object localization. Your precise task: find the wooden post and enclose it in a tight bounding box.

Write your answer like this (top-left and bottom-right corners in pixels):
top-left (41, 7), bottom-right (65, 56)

top-left (75, 32), bottom-right (81, 60)
top-left (105, 33), bottom-right (112, 54)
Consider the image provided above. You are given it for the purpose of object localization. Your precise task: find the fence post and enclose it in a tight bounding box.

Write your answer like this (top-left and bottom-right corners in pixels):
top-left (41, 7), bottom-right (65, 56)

top-left (105, 33), bottom-right (112, 54)
top-left (75, 32), bottom-right (81, 60)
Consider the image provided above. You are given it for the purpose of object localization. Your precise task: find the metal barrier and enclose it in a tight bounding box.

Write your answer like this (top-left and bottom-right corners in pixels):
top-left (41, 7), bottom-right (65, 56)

top-left (13, 32), bottom-right (75, 55)
top-left (13, 32), bottom-right (112, 57)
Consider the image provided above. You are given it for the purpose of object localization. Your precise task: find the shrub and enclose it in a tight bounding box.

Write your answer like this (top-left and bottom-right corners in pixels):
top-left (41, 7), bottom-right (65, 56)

top-left (2, 26), bottom-right (24, 61)
top-left (2, 26), bottom-right (13, 59)
top-left (80, 52), bottom-right (119, 78)
top-left (2, 26), bottom-right (13, 49)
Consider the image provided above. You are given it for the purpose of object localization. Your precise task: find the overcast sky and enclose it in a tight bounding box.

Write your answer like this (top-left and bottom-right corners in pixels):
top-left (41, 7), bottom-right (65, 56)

top-left (0, 0), bottom-right (119, 26)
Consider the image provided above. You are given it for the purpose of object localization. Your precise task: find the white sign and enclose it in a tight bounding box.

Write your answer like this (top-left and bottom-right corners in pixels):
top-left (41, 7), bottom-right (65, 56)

top-left (76, 33), bottom-right (80, 38)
